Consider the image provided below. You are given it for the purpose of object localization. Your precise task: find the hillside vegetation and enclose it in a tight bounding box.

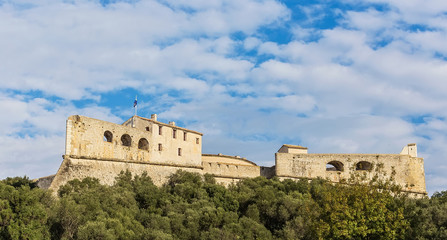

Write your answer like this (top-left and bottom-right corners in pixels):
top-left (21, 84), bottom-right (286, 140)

top-left (0, 171), bottom-right (446, 240)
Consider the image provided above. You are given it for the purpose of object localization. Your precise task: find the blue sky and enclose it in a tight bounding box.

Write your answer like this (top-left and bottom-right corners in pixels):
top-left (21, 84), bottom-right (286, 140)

top-left (1, 0), bottom-right (447, 195)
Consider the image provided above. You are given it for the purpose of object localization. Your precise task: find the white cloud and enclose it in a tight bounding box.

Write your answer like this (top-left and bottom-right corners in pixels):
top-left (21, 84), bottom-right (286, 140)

top-left (243, 37), bottom-right (261, 51)
top-left (0, 0), bottom-right (287, 100)
top-left (1, 0), bottom-right (447, 195)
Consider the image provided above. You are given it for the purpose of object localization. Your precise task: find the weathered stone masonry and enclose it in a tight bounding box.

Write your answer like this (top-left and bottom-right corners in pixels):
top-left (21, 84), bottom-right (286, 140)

top-left (40, 115), bottom-right (427, 197)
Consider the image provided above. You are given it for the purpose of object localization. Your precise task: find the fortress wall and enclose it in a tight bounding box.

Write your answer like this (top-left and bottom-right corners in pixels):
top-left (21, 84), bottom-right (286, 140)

top-left (49, 156), bottom-right (203, 192)
top-left (202, 161), bottom-right (260, 179)
top-left (202, 154), bottom-right (257, 166)
top-left (260, 166), bottom-right (275, 178)
top-left (202, 154), bottom-right (260, 185)
top-left (35, 175), bottom-right (55, 189)
top-left (66, 115), bottom-right (202, 168)
top-left (275, 153), bottom-right (426, 195)
top-left (211, 177), bottom-right (243, 187)
top-left (400, 156), bottom-right (426, 193)
top-left (127, 116), bottom-right (203, 167)
top-left (42, 115), bottom-right (427, 197)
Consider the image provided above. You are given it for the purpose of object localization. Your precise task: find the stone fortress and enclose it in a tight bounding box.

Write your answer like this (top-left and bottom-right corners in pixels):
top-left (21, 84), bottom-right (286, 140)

top-left (38, 114), bottom-right (427, 197)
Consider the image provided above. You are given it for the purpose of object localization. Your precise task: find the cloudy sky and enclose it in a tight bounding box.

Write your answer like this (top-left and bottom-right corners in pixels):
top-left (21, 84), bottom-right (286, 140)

top-left (1, 0), bottom-right (446, 195)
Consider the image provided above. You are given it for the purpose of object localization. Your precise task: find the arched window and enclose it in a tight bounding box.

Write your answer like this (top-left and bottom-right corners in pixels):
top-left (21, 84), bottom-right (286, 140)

top-left (356, 161), bottom-right (372, 171)
top-left (121, 134), bottom-right (132, 147)
top-left (138, 138), bottom-right (149, 150)
top-left (103, 131), bottom-right (113, 142)
top-left (326, 161), bottom-right (344, 171)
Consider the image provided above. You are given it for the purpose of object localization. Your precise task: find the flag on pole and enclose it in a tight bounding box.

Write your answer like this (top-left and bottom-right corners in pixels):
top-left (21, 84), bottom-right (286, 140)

top-left (133, 96), bottom-right (138, 116)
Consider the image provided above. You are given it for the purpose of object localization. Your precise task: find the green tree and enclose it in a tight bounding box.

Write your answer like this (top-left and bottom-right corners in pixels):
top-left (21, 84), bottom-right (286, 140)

top-left (0, 177), bottom-right (51, 240)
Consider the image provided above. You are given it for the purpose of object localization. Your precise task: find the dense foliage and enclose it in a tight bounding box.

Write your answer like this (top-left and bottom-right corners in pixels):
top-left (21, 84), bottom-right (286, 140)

top-left (0, 172), bottom-right (446, 240)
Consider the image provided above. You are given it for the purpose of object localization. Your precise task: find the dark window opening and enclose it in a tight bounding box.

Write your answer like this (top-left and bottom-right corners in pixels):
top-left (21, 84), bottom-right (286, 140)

top-left (183, 132), bottom-right (187, 141)
top-left (145, 126), bottom-right (150, 131)
top-left (173, 129), bottom-right (177, 139)
top-left (159, 126), bottom-right (162, 135)
top-left (121, 134), bottom-right (132, 147)
top-left (103, 131), bottom-right (113, 142)
top-left (158, 144), bottom-right (162, 151)
top-left (196, 138), bottom-right (200, 144)
top-left (356, 161), bottom-right (372, 171)
top-left (138, 138), bottom-right (149, 150)
top-left (326, 161), bottom-right (344, 171)
top-left (178, 148), bottom-right (182, 156)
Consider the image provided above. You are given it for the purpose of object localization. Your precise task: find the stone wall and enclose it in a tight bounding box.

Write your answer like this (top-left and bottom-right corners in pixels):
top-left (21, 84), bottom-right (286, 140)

top-left (275, 144), bottom-right (426, 196)
top-left (48, 115), bottom-right (205, 192)
top-left (41, 115), bottom-right (427, 198)
top-left (65, 115), bottom-right (202, 168)
top-left (49, 156), bottom-right (202, 192)
top-left (202, 154), bottom-right (260, 186)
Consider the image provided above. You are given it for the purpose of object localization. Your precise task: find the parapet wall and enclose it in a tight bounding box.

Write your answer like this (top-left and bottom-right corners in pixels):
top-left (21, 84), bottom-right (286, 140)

top-left (202, 154), bottom-right (260, 186)
top-left (275, 151), bottom-right (426, 195)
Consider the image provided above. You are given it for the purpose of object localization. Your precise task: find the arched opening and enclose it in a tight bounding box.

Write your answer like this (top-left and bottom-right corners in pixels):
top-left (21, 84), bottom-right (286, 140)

top-left (356, 161), bottom-right (372, 170)
top-left (138, 138), bottom-right (149, 150)
top-left (326, 161), bottom-right (344, 171)
top-left (103, 131), bottom-right (113, 142)
top-left (121, 134), bottom-right (132, 147)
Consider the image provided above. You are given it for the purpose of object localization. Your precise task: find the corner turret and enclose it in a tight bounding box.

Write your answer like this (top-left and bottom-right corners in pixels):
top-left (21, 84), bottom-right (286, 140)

top-left (400, 143), bottom-right (417, 157)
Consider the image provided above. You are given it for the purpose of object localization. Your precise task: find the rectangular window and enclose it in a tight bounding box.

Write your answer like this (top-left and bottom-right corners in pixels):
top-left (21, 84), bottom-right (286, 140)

top-left (178, 148), bottom-right (182, 156)
top-left (158, 144), bottom-right (162, 151)
top-left (183, 132), bottom-right (187, 141)
top-left (196, 138), bottom-right (200, 144)
top-left (145, 126), bottom-right (150, 131)
top-left (173, 129), bottom-right (177, 138)
top-left (159, 126), bottom-right (162, 135)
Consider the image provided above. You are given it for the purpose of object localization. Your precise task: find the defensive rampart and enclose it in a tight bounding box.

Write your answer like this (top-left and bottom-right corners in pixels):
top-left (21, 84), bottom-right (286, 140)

top-left (202, 154), bottom-right (260, 186)
top-left (48, 115), bottom-right (203, 191)
top-left (41, 115), bottom-right (427, 197)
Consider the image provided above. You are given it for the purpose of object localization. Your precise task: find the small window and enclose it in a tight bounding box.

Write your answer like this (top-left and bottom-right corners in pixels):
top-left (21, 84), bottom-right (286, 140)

top-left (196, 138), bottom-right (200, 144)
top-left (103, 131), bottom-right (113, 142)
top-left (173, 129), bottom-right (177, 139)
top-left (159, 126), bottom-right (162, 135)
top-left (326, 161), bottom-right (344, 171)
top-left (158, 144), bottom-right (162, 151)
top-left (138, 138), bottom-right (149, 150)
top-left (183, 132), bottom-right (187, 141)
top-left (145, 126), bottom-right (150, 131)
top-left (178, 148), bottom-right (182, 156)
top-left (121, 134), bottom-right (132, 147)
top-left (356, 161), bottom-right (372, 171)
